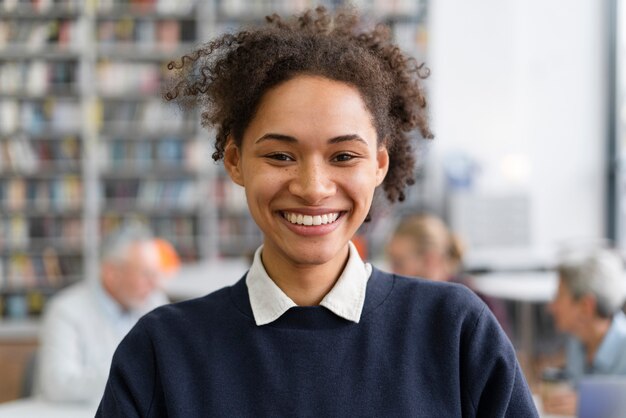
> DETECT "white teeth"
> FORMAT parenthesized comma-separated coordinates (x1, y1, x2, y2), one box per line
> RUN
(283, 212, 340, 226)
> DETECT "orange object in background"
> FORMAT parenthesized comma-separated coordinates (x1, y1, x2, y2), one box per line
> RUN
(154, 238, 181, 276)
(352, 234, 368, 260)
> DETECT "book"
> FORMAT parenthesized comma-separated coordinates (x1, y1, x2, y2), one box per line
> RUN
(7, 179, 27, 210)
(157, 19, 180, 51)
(0, 257, 4, 290)
(0, 100, 20, 134)
(42, 247, 63, 287)
(8, 253, 36, 289)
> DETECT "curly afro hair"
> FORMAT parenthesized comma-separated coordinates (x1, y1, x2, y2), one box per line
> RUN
(165, 6, 432, 203)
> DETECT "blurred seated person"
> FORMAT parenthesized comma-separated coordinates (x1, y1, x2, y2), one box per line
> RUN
(386, 213, 510, 334)
(543, 248, 626, 415)
(36, 224, 176, 403)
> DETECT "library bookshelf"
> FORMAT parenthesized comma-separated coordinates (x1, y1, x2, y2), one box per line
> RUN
(0, 0, 428, 326)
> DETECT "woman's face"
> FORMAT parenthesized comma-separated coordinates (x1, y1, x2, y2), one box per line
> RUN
(225, 75, 388, 270)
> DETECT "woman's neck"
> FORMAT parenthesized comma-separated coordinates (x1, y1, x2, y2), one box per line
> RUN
(261, 246, 350, 306)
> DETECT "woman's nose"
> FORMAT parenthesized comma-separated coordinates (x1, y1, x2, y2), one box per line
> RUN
(289, 161, 335, 204)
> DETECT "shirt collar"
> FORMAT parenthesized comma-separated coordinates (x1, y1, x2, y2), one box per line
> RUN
(246, 241, 372, 326)
(92, 279, 126, 319)
(91, 278, 147, 323)
(594, 311, 626, 372)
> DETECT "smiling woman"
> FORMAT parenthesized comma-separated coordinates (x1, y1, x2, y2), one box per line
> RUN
(96, 7, 539, 417)
(224, 76, 388, 305)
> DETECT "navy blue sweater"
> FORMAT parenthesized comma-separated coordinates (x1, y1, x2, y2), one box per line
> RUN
(97, 268, 538, 417)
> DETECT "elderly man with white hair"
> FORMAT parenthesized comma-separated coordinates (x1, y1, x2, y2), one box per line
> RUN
(36, 223, 172, 403)
(543, 248, 626, 415)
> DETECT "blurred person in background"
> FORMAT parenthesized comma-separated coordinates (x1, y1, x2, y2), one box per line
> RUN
(386, 212, 510, 334)
(36, 223, 176, 403)
(543, 248, 626, 415)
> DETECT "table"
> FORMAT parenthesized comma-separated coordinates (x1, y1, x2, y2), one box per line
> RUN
(469, 271, 558, 303)
(164, 257, 249, 301)
(0, 398, 97, 418)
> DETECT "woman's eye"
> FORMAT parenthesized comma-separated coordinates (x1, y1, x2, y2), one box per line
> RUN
(267, 153, 293, 161)
(333, 153, 356, 162)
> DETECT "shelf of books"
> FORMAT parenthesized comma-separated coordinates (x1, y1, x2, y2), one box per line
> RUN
(0, 0, 86, 322)
(93, 0, 204, 266)
(0, 0, 428, 325)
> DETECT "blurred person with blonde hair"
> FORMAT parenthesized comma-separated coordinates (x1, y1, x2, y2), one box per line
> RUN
(36, 223, 175, 403)
(387, 212, 510, 333)
(543, 248, 626, 415)
(386, 212, 463, 281)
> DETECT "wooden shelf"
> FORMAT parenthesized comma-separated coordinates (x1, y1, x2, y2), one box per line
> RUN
(0, 8, 81, 20)
(0, 47, 81, 60)
(0, 89, 79, 99)
(97, 44, 197, 61)
(95, 8, 197, 20)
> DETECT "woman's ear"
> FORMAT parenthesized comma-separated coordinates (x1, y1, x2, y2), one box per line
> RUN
(376, 146, 390, 186)
(224, 137, 244, 186)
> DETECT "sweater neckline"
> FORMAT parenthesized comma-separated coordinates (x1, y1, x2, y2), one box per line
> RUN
(229, 267, 394, 330)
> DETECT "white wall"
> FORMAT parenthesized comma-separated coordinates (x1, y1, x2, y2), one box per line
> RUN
(428, 0, 608, 265)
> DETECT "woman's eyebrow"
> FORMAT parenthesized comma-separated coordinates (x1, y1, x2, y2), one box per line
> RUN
(255, 133, 297, 144)
(254, 133, 367, 144)
(328, 134, 367, 145)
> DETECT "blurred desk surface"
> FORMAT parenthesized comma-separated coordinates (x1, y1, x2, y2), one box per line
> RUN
(164, 257, 249, 301)
(0, 319, 39, 341)
(470, 271, 558, 302)
(0, 398, 96, 418)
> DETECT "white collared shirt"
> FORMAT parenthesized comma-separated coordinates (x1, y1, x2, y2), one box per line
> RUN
(565, 311, 626, 383)
(246, 241, 372, 326)
(36, 280, 168, 403)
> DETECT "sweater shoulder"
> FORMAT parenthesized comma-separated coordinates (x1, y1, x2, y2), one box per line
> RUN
(378, 269, 484, 306)
(370, 268, 487, 322)
(139, 278, 244, 330)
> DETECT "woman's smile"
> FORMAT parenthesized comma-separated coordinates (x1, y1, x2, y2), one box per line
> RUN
(278, 210, 346, 237)
(281, 211, 341, 226)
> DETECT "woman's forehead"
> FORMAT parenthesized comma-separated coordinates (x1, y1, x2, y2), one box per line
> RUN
(258, 76, 370, 115)
(244, 75, 377, 144)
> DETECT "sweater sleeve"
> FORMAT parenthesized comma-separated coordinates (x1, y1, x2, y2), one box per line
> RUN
(461, 306, 539, 417)
(96, 320, 163, 418)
